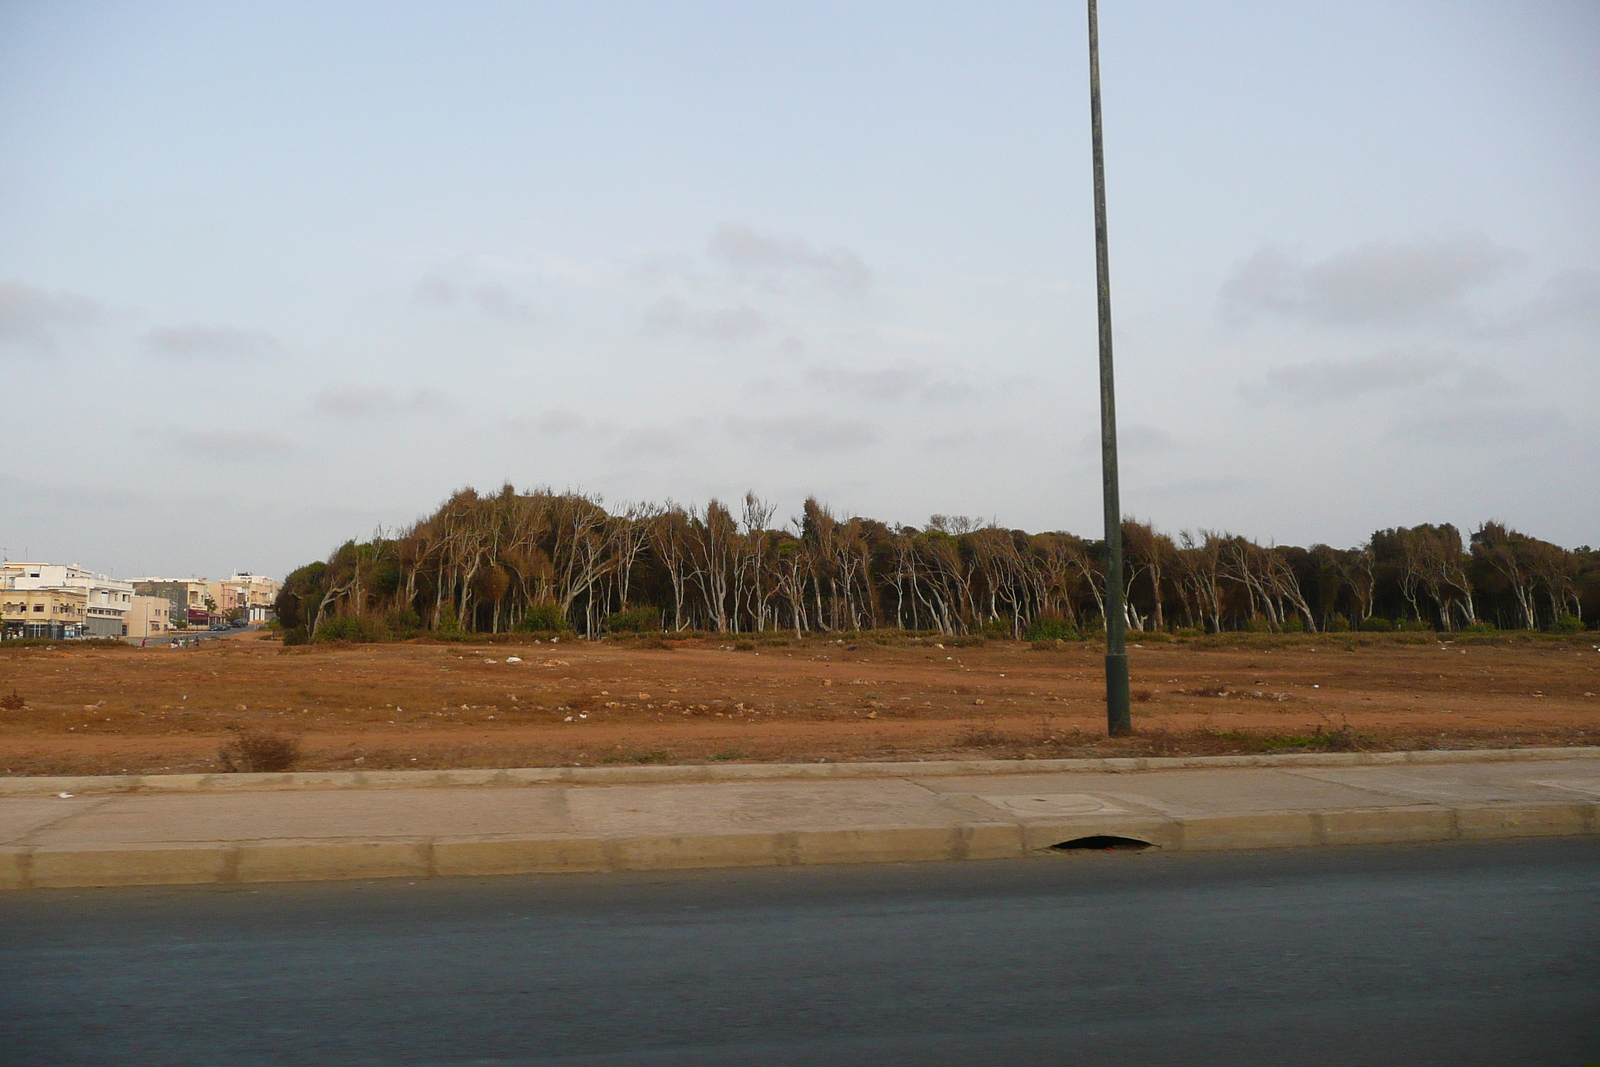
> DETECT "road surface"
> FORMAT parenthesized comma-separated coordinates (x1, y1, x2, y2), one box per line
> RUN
(2, 838, 1597, 1065)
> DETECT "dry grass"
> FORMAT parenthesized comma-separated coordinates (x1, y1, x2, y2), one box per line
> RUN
(0, 689, 24, 711)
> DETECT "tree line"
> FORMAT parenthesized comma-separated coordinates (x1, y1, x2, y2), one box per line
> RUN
(272, 486, 1598, 640)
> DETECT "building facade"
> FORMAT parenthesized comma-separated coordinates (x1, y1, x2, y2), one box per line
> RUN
(125, 595, 173, 639)
(208, 573, 282, 623)
(130, 579, 213, 629)
(3, 564, 132, 638)
(1, 587, 88, 640)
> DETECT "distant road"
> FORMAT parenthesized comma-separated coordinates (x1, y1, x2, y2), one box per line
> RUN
(3, 839, 1597, 1066)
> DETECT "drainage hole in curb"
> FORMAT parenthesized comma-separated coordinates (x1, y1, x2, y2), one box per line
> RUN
(1050, 836, 1153, 852)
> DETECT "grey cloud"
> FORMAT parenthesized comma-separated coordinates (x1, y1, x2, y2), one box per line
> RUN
(1500, 268, 1600, 333)
(1223, 234, 1514, 326)
(1385, 406, 1563, 447)
(727, 415, 879, 454)
(142, 324, 279, 360)
(709, 223, 871, 295)
(314, 385, 449, 419)
(0, 280, 100, 356)
(612, 425, 690, 458)
(415, 276, 535, 320)
(805, 364, 977, 405)
(645, 295, 768, 340)
(1141, 476, 1250, 500)
(185, 429, 296, 461)
(501, 409, 592, 436)
(1242, 351, 1513, 406)
(1078, 423, 1179, 456)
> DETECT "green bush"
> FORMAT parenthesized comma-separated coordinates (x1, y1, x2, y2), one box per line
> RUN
(1461, 620, 1497, 634)
(515, 603, 569, 633)
(312, 616, 384, 643)
(1400, 618, 1432, 632)
(1359, 617, 1395, 633)
(1024, 612, 1079, 642)
(436, 607, 462, 634)
(385, 608, 423, 634)
(1281, 616, 1306, 633)
(281, 626, 309, 646)
(1552, 615, 1586, 633)
(604, 606, 661, 633)
(1326, 614, 1351, 632)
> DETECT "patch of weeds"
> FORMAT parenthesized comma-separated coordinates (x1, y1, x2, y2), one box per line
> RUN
(1131, 687, 1155, 703)
(218, 728, 301, 773)
(734, 640, 756, 651)
(0, 689, 25, 711)
(634, 635, 673, 650)
(604, 748, 671, 764)
(708, 749, 746, 762)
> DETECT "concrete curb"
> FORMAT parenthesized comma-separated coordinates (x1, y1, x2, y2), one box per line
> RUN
(5, 746, 1598, 796)
(4, 798, 1595, 891)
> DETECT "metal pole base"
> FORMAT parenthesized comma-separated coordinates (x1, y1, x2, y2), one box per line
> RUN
(1105, 652, 1131, 735)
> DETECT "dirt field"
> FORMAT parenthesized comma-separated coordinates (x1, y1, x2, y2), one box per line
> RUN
(1, 629, 1597, 777)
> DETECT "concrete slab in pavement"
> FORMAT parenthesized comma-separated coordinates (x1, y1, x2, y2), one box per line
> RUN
(1, 748, 1596, 890)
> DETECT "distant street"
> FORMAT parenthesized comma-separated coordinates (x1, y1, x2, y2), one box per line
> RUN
(2, 839, 1597, 1066)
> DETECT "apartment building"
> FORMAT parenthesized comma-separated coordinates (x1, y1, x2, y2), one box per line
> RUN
(1, 587, 88, 640)
(130, 579, 214, 627)
(2, 563, 133, 638)
(125, 595, 173, 639)
(209, 573, 282, 622)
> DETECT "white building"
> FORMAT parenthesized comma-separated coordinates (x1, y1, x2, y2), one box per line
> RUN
(2, 563, 135, 638)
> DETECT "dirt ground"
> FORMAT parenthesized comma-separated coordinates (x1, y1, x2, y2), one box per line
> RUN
(1, 629, 1598, 777)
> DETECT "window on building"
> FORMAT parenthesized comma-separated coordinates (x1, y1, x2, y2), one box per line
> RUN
(33, 605, 43, 613)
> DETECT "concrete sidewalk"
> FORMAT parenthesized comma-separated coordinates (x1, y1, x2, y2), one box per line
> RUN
(3, 748, 1598, 890)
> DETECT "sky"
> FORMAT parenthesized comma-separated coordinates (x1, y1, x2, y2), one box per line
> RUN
(2, 0, 1597, 580)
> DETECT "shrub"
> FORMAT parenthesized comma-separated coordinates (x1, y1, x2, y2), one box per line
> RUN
(1326, 614, 1351, 633)
(385, 608, 423, 634)
(0, 689, 24, 710)
(1461, 620, 1497, 634)
(218, 729, 301, 773)
(1400, 618, 1432, 632)
(281, 626, 309, 646)
(604, 606, 661, 633)
(1281, 616, 1306, 633)
(1024, 613, 1079, 642)
(436, 607, 462, 634)
(515, 603, 569, 633)
(312, 616, 384, 643)
(1359, 617, 1395, 633)
(1552, 615, 1586, 633)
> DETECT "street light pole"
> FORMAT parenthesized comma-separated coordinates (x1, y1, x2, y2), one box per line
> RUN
(1088, 0, 1131, 735)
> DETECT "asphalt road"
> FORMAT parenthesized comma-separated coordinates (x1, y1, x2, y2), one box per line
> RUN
(2, 839, 1597, 1066)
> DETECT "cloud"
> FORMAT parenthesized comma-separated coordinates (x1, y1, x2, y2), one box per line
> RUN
(709, 223, 872, 295)
(1222, 234, 1514, 326)
(644, 295, 768, 340)
(727, 414, 879, 453)
(142, 324, 279, 360)
(1385, 406, 1564, 447)
(1140, 476, 1250, 500)
(1242, 351, 1510, 405)
(313, 385, 449, 419)
(804, 364, 977, 405)
(414, 276, 534, 320)
(0, 280, 100, 356)
(1497, 268, 1600, 334)
(185, 429, 295, 461)
(1078, 423, 1179, 456)
(501, 409, 596, 437)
